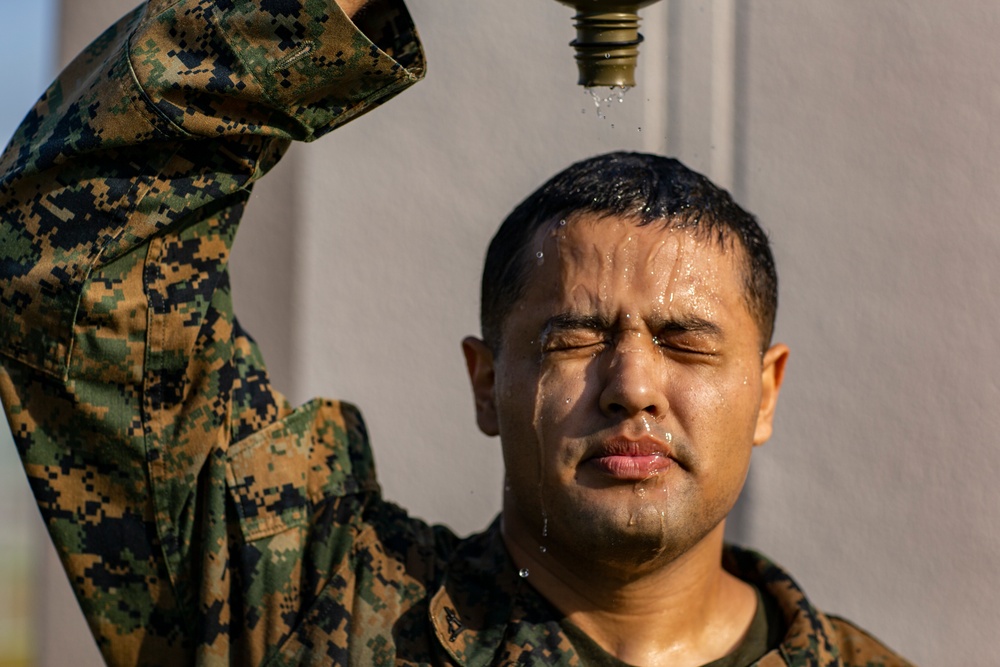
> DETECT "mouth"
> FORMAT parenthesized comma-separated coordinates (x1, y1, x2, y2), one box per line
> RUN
(584, 436, 675, 481)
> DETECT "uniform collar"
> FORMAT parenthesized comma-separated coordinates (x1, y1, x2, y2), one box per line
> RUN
(429, 518, 579, 666)
(724, 545, 845, 667)
(430, 519, 843, 667)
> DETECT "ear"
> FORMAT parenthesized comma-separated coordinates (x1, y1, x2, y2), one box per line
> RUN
(462, 336, 500, 437)
(753, 343, 789, 446)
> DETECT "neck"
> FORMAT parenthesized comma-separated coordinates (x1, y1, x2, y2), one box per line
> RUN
(502, 518, 757, 667)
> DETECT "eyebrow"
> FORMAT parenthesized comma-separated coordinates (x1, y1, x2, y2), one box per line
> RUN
(543, 312, 616, 333)
(653, 316, 723, 338)
(542, 312, 723, 338)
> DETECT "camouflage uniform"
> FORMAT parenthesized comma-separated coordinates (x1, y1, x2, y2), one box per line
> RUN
(0, 1, 912, 665)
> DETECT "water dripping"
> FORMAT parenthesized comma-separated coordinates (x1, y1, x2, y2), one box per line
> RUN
(585, 86, 631, 119)
(533, 361, 555, 582)
(633, 473, 659, 500)
(535, 250, 545, 265)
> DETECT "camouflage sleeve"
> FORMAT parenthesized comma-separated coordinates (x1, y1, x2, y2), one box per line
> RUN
(0, 1, 424, 665)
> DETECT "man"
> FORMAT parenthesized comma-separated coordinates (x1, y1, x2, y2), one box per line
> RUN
(0, 0, 911, 665)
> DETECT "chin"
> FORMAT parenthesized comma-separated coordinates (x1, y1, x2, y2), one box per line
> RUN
(552, 501, 699, 578)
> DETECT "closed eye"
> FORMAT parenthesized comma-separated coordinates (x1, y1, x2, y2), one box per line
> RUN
(540, 313, 614, 354)
(542, 330, 609, 353)
(652, 321, 723, 357)
(653, 335, 715, 355)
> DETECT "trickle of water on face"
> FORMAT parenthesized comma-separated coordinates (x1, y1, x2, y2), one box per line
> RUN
(625, 471, 672, 561)
(532, 343, 559, 560)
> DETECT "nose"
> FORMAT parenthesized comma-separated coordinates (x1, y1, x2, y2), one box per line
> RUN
(598, 332, 668, 419)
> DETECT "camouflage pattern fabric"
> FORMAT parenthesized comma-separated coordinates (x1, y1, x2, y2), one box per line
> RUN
(0, 1, 912, 665)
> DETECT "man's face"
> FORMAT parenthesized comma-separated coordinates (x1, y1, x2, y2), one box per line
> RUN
(463, 214, 787, 574)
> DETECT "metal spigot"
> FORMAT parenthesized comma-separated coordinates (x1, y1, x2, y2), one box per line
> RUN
(554, 0, 664, 88)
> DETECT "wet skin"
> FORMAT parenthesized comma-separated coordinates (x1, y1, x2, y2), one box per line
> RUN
(463, 213, 788, 664)
(464, 213, 788, 579)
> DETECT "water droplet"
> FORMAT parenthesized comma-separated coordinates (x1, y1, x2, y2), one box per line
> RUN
(627, 514, 637, 527)
(535, 250, 544, 264)
(519, 568, 530, 578)
(558, 219, 567, 226)
(539, 545, 547, 553)
(638, 127, 642, 132)
(543, 517, 549, 538)
(585, 86, 631, 119)
(610, 123, 615, 129)
(604, 53, 611, 59)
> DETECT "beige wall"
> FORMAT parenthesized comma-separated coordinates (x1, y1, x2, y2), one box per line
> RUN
(36, 1, 999, 665)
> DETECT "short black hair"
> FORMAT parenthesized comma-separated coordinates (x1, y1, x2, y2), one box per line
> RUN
(480, 152, 777, 352)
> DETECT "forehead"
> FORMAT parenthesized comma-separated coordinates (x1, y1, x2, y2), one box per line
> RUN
(522, 214, 748, 318)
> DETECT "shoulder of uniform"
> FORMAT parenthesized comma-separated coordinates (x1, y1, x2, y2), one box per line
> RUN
(826, 615, 917, 667)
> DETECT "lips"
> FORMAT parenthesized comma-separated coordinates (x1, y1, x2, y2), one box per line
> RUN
(585, 436, 675, 480)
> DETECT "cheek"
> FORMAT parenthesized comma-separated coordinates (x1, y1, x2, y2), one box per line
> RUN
(537, 361, 590, 409)
(673, 366, 761, 445)
(532, 359, 600, 463)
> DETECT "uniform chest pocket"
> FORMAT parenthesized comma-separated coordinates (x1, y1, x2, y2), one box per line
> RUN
(225, 397, 377, 541)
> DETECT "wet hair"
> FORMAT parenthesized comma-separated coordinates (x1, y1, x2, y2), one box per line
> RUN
(480, 152, 777, 353)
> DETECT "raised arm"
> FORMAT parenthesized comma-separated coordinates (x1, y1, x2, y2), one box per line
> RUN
(0, 1, 423, 664)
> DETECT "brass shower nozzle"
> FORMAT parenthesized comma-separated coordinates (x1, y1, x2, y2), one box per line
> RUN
(554, 1, 664, 88)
